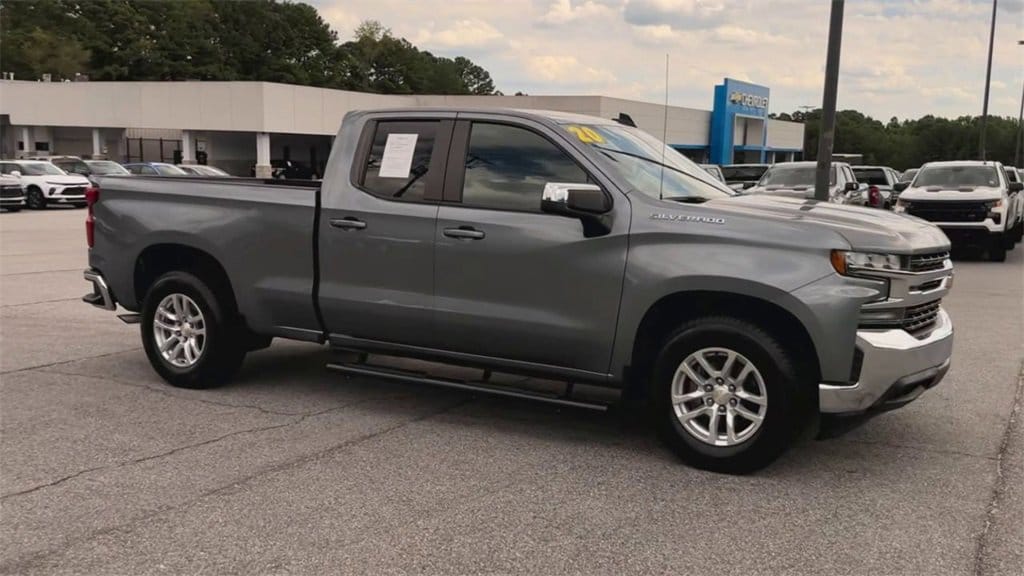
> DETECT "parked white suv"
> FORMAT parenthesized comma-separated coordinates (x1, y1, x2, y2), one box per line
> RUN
(0, 173, 26, 212)
(0, 160, 91, 209)
(895, 160, 1022, 261)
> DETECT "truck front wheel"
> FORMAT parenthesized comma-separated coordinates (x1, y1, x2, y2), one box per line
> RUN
(652, 316, 812, 474)
(141, 271, 246, 389)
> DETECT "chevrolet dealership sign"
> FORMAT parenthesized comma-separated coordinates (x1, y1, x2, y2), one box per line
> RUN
(729, 91, 769, 109)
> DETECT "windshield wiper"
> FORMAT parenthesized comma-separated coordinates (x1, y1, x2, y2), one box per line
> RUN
(664, 196, 712, 204)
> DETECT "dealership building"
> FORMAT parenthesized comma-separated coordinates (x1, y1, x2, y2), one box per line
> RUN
(0, 77, 803, 176)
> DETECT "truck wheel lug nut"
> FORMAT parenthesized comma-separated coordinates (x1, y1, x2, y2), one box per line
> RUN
(729, 398, 738, 406)
(704, 385, 712, 392)
(718, 405, 726, 413)
(728, 385, 736, 392)
(706, 398, 714, 406)
(715, 378, 724, 384)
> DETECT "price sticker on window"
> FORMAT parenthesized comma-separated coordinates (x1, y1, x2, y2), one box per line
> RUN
(566, 125, 605, 144)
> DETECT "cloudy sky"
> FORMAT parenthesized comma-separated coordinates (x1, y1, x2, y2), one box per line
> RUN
(312, 0, 1023, 120)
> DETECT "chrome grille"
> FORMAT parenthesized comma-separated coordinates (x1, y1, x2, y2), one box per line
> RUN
(906, 201, 988, 223)
(908, 251, 949, 272)
(902, 300, 941, 334)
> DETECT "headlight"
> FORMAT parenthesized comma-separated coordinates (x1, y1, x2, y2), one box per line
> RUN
(831, 250, 904, 275)
(985, 199, 1003, 211)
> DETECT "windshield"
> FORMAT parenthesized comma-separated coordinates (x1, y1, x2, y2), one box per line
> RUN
(901, 169, 918, 182)
(759, 165, 834, 187)
(18, 162, 66, 176)
(86, 161, 130, 175)
(194, 165, 230, 176)
(154, 164, 187, 176)
(54, 160, 91, 175)
(914, 165, 1000, 187)
(853, 168, 888, 186)
(720, 165, 768, 182)
(563, 123, 734, 201)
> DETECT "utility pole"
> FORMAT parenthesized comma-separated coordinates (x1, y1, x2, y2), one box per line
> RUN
(979, 0, 997, 160)
(814, 0, 844, 201)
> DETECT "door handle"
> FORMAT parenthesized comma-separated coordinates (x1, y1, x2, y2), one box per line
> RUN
(443, 226, 485, 240)
(330, 218, 366, 231)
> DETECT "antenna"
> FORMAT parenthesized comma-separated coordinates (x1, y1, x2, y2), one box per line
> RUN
(659, 54, 669, 200)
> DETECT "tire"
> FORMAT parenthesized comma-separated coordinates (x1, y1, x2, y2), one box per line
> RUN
(25, 187, 46, 210)
(141, 271, 246, 389)
(652, 316, 813, 474)
(989, 236, 1007, 262)
(3, 207, 20, 213)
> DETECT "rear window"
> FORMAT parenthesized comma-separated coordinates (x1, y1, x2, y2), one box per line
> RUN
(360, 121, 439, 202)
(721, 166, 768, 182)
(915, 166, 1000, 187)
(759, 165, 834, 187)
(853, 168, 888, 186)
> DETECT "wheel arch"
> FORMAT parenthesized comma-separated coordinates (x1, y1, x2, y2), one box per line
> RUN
(134, 243, 239, 318)
(625, 290, 822, 399)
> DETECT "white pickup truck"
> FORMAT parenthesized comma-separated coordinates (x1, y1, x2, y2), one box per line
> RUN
(895, 160, 1023, 261)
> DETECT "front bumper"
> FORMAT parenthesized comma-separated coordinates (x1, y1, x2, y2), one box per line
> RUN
(83, 269, 117, 310)
(820, 308, 953, 414)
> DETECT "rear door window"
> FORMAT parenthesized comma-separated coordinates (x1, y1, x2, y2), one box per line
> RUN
(360, 121, 442, 202)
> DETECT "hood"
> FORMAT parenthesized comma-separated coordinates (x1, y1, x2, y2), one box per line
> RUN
(744, 185, 824, 199)
(707, 194, 950, 254)
(43, 175, 91, 186)
(899, 186, 1004, 202)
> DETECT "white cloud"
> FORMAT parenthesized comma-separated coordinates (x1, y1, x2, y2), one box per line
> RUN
(414, 18, 504, 49)
(526, 55, 617, 85)
(539, 0, 617, 25)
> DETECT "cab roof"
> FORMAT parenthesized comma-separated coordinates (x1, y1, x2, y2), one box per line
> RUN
(353, 107, 618, 126)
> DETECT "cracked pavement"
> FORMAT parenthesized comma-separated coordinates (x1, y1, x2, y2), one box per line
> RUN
(1, 208, 1021, 575)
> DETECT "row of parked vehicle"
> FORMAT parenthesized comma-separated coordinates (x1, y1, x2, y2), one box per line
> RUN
(698, 160, 1024, 261)
(0, 156, 233, 211)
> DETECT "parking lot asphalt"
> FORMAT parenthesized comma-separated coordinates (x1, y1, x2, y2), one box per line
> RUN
(1, 207, 1021, 575)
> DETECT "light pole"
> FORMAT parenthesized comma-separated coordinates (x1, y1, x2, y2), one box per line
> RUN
(814, 0, 845, 201)
(1016, 40, 1023, 167)
(979, 0, 997, 160)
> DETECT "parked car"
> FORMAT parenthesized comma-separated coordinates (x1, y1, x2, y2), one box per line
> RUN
(745, 161, 862, 203)
(0, 173, 26, 212)
(1003, 166, 1024, 241)
(720, 163, 769, 191)
(895, 160, 1023, 261)
(271, 160, 317, 180)
(699, 164, 726, 183)
(51, 157, 131, 185)
(852, 165, 901, 209)
(176, 164, 232, 177)
(0, 159, 90, 209)
(900, 168, 919, 183)
(123, 162, 188, 176)
(84, 107, 954, 474)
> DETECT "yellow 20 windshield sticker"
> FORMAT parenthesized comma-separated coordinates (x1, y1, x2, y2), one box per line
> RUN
(566, 125, 605, 144)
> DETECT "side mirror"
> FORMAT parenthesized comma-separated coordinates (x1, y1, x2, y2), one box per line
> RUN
(1008, 182, 1023, 193)
(894, 181, 910, 192)
(541, 183, 612, 237)
(844, 181, 859, 192)
(9, 170, 21, 178)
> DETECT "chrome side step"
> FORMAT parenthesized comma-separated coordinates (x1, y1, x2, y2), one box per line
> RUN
(118, 313, 141, 324)
(326, 362, 609, 412)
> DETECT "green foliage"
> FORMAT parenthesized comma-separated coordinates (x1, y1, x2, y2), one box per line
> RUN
(0, 2, 498, 95)
(791, 108, 1021, 169)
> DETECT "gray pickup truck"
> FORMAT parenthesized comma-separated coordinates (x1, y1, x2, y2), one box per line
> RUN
(83, 108, 955, 473)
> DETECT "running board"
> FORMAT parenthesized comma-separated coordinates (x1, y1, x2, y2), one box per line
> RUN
(118, 313, 141, 324)
(326, 362, 609, 412)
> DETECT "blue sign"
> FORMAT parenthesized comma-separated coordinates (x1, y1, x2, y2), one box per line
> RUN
(710, 78, 770, 164)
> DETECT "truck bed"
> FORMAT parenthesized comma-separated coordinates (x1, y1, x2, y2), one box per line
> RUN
(90, 175, 324, 340)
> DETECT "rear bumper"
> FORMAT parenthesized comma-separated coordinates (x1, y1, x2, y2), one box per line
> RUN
(83, 269, 117, 310)
(0, 196, 25, 207)
(820, 308, 953, 414)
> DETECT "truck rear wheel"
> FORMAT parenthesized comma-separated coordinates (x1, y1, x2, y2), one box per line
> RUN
(141, 271, 246, 389)
(989, 236, 1007, 262)
(652, 316, 812, 474)
(26, 187, 46, 210)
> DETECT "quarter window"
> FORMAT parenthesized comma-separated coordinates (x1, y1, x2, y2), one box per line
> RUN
(461, 123, 589, 212)
(361, 121, 439, 202)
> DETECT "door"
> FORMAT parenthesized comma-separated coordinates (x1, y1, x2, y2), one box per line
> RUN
(318, 116, 453, 346)
(433, 118, 629, 375)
